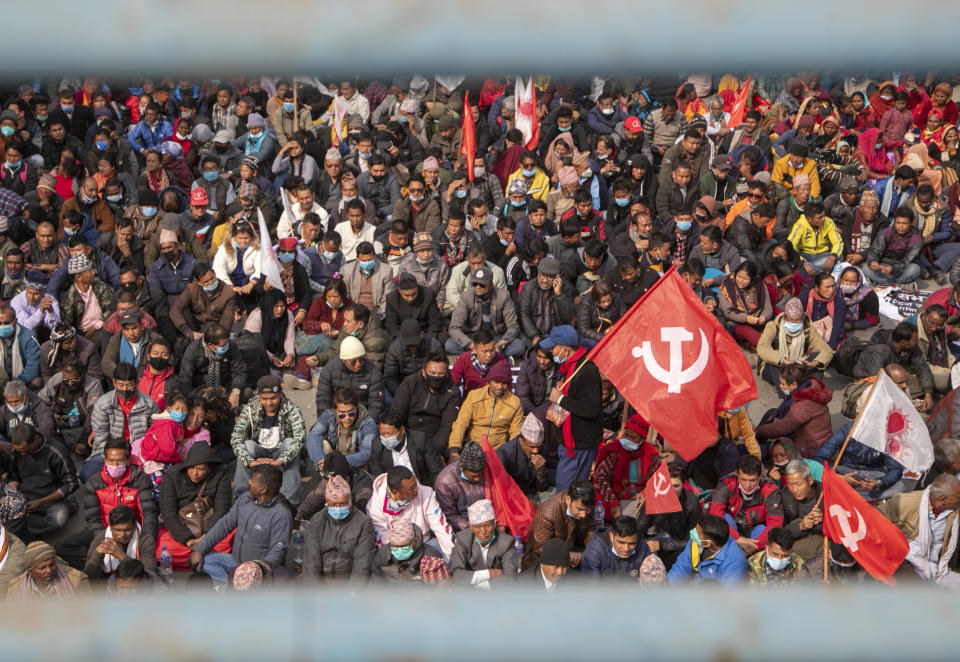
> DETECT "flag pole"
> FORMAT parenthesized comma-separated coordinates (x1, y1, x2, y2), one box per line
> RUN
(293, 79, 299, 132)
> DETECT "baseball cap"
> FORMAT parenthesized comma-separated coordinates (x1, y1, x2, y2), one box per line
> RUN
(624, 116, 643, 134)
(257, 374, 282, 393)
(190, 187, 210, 206)
(711, 155, 732, 171)
(118, 310, 142, 326)
(538, 325, 579, 349)
(472, 267, 492, 286)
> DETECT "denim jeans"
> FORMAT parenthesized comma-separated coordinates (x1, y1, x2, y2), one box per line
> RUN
(861, 263, 922, 286)
(234, 438, 301, 505)
(200, 551, 239, 587)
(23, 502, 70, 538)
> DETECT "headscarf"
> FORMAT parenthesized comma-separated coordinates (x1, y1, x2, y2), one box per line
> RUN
(856, 128, 894, 176)
(259, 288, 289, 357)
(544, 133, 576, 175)
(47, 323, 77, 369)
(904, 144, 943, 195)
(839, 266, 872, 323)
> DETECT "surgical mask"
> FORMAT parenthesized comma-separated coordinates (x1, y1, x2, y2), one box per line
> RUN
(106, 194, 122, 203)
(601, 108, 615, 117)
(358, 259, 375, 271)
(880, 94, 893, 101)
(322, 250, 339, 261)
(499, 237, 509, 247)
(169, 410, 187, 423)
(598, 153, 608, 161)
(60, 105, 74, 113)
(141, 206, 157, 218)
(95, 140, 109, 151)
(105, 464, 127, 479)
(283, 102, 295, 113)
(477, 531, 496, 546)
(565, 507, 577, 518)
(510, 199, 525, 208)
(248, 131, 262, 141)
(0, 324, 13, 338)
(63, 227, 75, 237)
(409, 194, 424, 203)
(278, 252, 296, 264)
(676, 221, 692, 232)
(474, 168, 485, 177)
(739, 484, 760, 497)
(416, 257, 432, 267)
(214, 343, 229, 355)
(398, 116, 408, 124)
(558, 125, 571, 133)
(341, 195, 356, 203)
(203, 170, 219, 182)
(521, 168, 535, 178)
(116, 389, 135, 401)
(328, 505, 350, 520)
(783, 321, 803, 334)
(614, 198, 629, 207)
(325, 300, 342, 310)
(79, 193, 96, 205)
(202, 281, 219, 293)
(553, 354, 562, 364)
(766, 555, 790, 572)
(35, 114, 47, 123)
(7, 402, 26, 415)
(390, 545, 415, 561)
(358, 151, 372, 160)
(840, 284, 858, 295)
(454, 189, 467, 199)
(149, 356, 169, 371)
(380, 435, 401, 450)
(619, 438, 640, 451)
(0, 126, 13, 138)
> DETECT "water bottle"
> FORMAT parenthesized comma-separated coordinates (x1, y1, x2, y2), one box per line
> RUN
(514, 536, 524, 573)
(595, 499, 605, 529)
(158, 546, 173, 584)
(290, 529, 304, 574)
(68, 403, 81, 428)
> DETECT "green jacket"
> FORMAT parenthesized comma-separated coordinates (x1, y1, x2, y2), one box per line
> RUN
(747, 551, 809, 585)
(230, 396, 306, 466)
(59, 278, 115, 330)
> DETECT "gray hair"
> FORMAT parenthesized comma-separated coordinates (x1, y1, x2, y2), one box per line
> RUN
(3, 380, 28, 400)
(784, 459, 810, 480)
(930, 473, 960, 500)
(934, 438, 960, 468)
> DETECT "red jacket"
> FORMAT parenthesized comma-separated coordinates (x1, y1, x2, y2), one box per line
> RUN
(82, 464, 158, 535)
(139, 418, 185, 465)
(592, 440, 659, 516)
(708, 475, 783, 549)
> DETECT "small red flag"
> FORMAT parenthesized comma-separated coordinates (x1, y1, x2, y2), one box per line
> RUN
(587, 269, 757, 461)
(459, 91, 476, 182)
(481, 437, 536, 541)
(727, 75, 753, 127)
(643, 462, 681, 514)
(821, 466, 908, 586)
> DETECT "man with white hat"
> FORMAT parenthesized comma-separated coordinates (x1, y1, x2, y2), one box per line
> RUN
(449, 498, 520, 588)
(315, 335, 385, 421)
(497, 413, 551, 498)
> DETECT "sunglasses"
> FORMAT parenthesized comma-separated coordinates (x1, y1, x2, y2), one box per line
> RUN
(471, 282, 487, 288)
(337, 411, 358, 419)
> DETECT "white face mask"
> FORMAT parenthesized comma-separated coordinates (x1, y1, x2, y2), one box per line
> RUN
(766, 555, 790, 572)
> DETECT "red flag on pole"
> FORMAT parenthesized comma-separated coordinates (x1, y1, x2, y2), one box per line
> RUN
(727, 75, 754, 127)
(515, 76, 540, 151)
(460, 91, 476, 182)
(821, 466, 908, 586)
(643, 462, 681, 514)
(586, 268, 757, 461)
(481, 437, 536, 541)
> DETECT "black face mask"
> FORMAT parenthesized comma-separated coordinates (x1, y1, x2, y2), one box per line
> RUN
(149, 356, 169, 371)
(370, 173, 385, 183)
(116, 388, 135, 401)
(214, 145, 229, 153)
(425, 375, 447, 390)
(121, 282, 138, 293)
(63, 379, 82, 390)
(161, 251, 176, 261)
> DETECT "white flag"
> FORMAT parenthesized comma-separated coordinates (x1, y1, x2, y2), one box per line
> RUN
(332, 95, 349, 141)
(849, 371, 934, 473)
(257, 208, 284, 290)
(514, 76, 535, 148)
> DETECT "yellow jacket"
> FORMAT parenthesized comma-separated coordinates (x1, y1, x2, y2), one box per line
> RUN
(787, 214, 843, 257)
(448, 386, 523, 451)
(506, 168, 551, 203)
(771, 154, 821, 198)
(718, 408, 761, 459)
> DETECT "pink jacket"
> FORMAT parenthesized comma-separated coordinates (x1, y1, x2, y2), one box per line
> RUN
(367, 473, 454, 557)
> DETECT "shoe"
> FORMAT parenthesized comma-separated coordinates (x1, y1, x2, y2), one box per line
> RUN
(935, 270, 949, 285)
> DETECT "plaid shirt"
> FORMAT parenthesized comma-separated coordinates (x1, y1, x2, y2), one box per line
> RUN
(878, 108, 913, 146)
(0, 187, 27, 217)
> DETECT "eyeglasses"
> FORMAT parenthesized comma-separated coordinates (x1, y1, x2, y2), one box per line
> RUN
(337, 411, 358, 419)
(747, 193, 763, 200)
(408, 187, 425, 194)
(471, 282, 486, 288)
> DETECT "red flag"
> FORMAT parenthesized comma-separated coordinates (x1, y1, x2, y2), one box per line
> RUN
(821, 466, 908, 586)
(459, 91, 476, 182)
(481, 437, 536, 541)
(643, 461, 681, 514)
(727, 75, 753, 127)
(587, 269, 757, 461)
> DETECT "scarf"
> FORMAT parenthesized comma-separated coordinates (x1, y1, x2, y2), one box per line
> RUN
(913, 487, 959, 582)
(806, 289, 835, 320)
(848, 207, 877, 255)
(720, 277, 764, 316)
(203, 344, 223, 387)
(841, 272, 872, 323)
(16, 563, 75, 596)
(442, 234, 468, 266)
(470, 352, 491, 377)
(0, 327, 24, 381)
(146, 168, 171, 194)
(912, 198, 943, 238)
(555, 347, 588, 459)
(857, 129, 893, 175)
(101, 524, 140, 573)
(776, 320, 807, 363)
(773, 379, 811, 420)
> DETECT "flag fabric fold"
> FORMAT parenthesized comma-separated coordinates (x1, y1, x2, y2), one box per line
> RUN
(257, 208, 283, 290)
(514, 77, 540, 151)
(460, 91, 476, 182)
(643, 461, 682, 514)
(481, 438, 536, 541)
(727, 74, 754, 127)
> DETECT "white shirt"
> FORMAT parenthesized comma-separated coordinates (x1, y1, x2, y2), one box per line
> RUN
(391, 445, 413, 473)
(540, 567, 556, 590)
(470, 542, 492, 590)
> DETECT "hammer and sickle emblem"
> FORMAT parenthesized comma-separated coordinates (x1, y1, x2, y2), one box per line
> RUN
(632, 327, 710, 393)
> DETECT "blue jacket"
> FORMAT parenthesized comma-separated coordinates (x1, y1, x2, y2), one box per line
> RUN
(194, 492, 292, 567)
(306, 407, 378, 469)
(581, 529, 652, 577)
(812, 422, 904, 489)
(7, 325, 41, 385)
(127, 119, 173, 152)
(667, 535, 747, 586)
(47, 246, 120, 299)
(586, 106, 627, 135)
(149, 251, 197, 298)
(232, 131, 276, 165)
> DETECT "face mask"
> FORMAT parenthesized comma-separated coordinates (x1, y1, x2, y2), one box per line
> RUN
(454, 189, 467, 199)
(521, 168, 535, 178)
(619, 438, 639, 451)
(341, 195, 356, 203)
(283, 102, 295, 113)
(425, 375, 446, 390)
(214, 145, 229, 153)
(676, 221, 692, 232)
(880, 94, 893, 101)
(95, 140, 109, 151)
(773, 460, 788, 469)
(202, 281, 219, 293)
(278, 252, 296, 264)
(328, 505, 350, 520)
(141, 206, 157, 218)
(358, 259, 375, 271)
(0, 127, 15, 140)
(63, 227, 75, 237)
(579, 175, 590, 184)
(0, 324, 14, 338)
(169, 410, 187, 423)
(840, 284, 858, 295)
(553, 354, 563, 364)
(380, 435, 401, 450)
(370, 173, 385, 183)
(601, 108, 615, 117)
(398, 116, 408, 124)
(7, 402, 25, 415)
(558, 125, 571, 133)
(322, 250, 339, 261)
(79, 193, 97, 205)
(105, 464, 127, 479)
(116, 388, 135, 401)
(203, 170, 219, 182)
(36, 114, 47, 123)
(149, 356, 169, 371)
(214, 343, 229, 355)
(60, 105, 74, 113)
(614, 198, 629, 207)
(727, 406, 743, 414)
(783, 321, 803, 334)
(248, 131, 262, 141)
(766, 555, 790, 572)
(510, 199, 525, 208)
(499, 237, 509, 247)
(598, 153, 608, 161)
(739, 484, 760, 497)
(390, 545, 415, 561)
(358, 151, 372, 160)
(408, 194, 424, 204)
(106, 194, 122, 203)
(474, 168, 485, 177)
(161, 251, 177, 263)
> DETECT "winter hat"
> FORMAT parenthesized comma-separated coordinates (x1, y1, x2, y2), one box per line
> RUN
(486, 360, 512, 384)
(339, 336, 366, 360)
(459, 441, 487, 473)
(783, 298, 803, 319)
(507, 178, 528, 195)
(246, 113, 266, 129)
(23, 541, 57, 571)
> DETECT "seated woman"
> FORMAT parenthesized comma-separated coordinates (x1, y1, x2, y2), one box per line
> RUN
(719, 262, 772, 348)
(131, 393, 190, 497)
(592, 414, 661, 521)
(212, 220, 261, 311)
(756, 297, 834, 389)
(296, 275, 351, 379)
(576, 281, 623, 347)
(836, 266, 879, 331)
(244, 288, 297, 386)
(194, 386, 236, 464)
(797, 272, 846, 349)
(763, 260, 803, 316)
(766, 437, 822, 487)
(755, 365, 833, 459)
(156, 443, 233, 571)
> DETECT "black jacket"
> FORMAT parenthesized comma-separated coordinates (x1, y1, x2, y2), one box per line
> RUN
(157, 459, 233, 545)
(725, 215, 767, 264)
(179, 339, 248, 393)
(576, 295, 624, 341)
(496, 436, 549, 496)
(514, 345, 557, 414)
(7, 440, 78, 501)
(382, 334, 443, 395)
(383, 286, 443, 337)
(315, 358, 385, 421)
(853, 335, 934, 395)
(388, 372, 461, 456)
(516, 279, 577, 340)
(556, 354, 603, 451)
(368, 430, 443, 487)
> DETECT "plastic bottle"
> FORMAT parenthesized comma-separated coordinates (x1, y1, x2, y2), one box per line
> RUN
(514, 536, 524, 573)
(595, 499, 605, 529)
(158, 546, 173, 583)
(291, 529, 304, 574)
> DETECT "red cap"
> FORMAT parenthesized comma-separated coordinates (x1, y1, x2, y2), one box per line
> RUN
(190, 187, 210, 206)
(277, 237, 298, 251)
(624, 116, 643, 134)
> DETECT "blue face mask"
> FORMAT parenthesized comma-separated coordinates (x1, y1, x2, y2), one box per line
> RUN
(398, 116, 408, 124)
(598, 153, 608, 161)
(521, 168, 536, 178)
(390, 545, 415, 561)
(202, 170, 219, 182)
(60, 105, 74, 113)
(8, 402, 26, 414)
(141, 206, 157, 218)
(323, 250, 339, 261)
(278, 252, 296, 264)
(476, 530, 496, 546)
(95, 140, 109, 152)
(499, 238, 509, 247)
(232, 240, 243, 251)
(676, 221, 693, 232)
(558, 125, 571, 133)
(766, 555, 790, 572)
(6, 160, 21, 170)
(510, 199, 525, 208)
(614, 198, 629, 207)
(0, 324, 14, 338)
(328, 505, 351, 520)
(454, 189, 467, 199)
(283, 102, 295, 113)
(202, 281, 219, 293)
(380, 435, 401, 450)
(169, 410, 187, 423)
(358, 259, 375, 271)
(358, 151, 372, 160)
(35, 114, 47, 123)
(106, 194, 122, 203)
(552, 354, 562, 364)
(784, 321, 803, 334)
(214, 343, 229, 355)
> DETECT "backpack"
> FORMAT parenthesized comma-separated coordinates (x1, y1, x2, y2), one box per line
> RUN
(833, 335, 873, 377)
(840, 377, 876, 419)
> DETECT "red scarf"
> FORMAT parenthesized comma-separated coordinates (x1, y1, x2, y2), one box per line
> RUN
(556, 347, 587, 458)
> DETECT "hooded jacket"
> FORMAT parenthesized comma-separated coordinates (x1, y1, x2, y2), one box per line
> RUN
(158, 443, 232, 545)
(755, 378, 834, 457)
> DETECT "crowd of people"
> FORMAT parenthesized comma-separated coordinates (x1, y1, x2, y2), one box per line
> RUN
(3, 71, 960, 596)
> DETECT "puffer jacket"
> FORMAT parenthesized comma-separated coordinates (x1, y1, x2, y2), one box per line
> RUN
(755, 378, 834, 458)
(90, 391, 158, 457)
(302, 507, 376, 585)
(581, 528, 653, 577)
(158, 460, 233, 545)
(382, 334, 443, 395)
(432, 462, 485, 532)
(575, 295, 624, 342)
(81, 463, 158, 536)
(314, 358, 385, 421)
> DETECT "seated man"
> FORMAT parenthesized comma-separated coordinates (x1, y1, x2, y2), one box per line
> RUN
(853, 322, 934, 411)
(148, 227, 198, 307)
(371, 520, 449, 584)
(708, 455, 784, 556)
(180, 323, 248, 408)
(442, 247, 505, 315)
(913, 304, 953, 393)
(787, 201, 843, 276)
(517, 256, 575, 346)
(367, 465, 454, 558)
(230, 375, 305, 506)
(434, 441, 486, 532)
(37, 356, 103, 454)
(306, 386, 378, 470)
(0, 303, 42, 389)
(447, 361, 522, 460)
(497, 413, 550, 498)
(522, 479, 596, 570)
(116, 267, 175, 342)
(667, 513, 748, 586)
(746, 526, 810, 585)
(726, 199, 775, 266)
(296, 451, 375, 524)
(0, 521, 26, 591)
(39, 322, 102, 382)
(302, 475, 375, 586)
(314, 303, 391, 370)
(780, 460, 824, 561)
(314, 336, 385, 421)
(581, 515, 665, 581)
(10, 274, 59, 339)
(446, 266, 524, 359)
(520, 537, 570, 590)
(369, 409, 442, 487)
(102, 310, 162, 380)
(389, 353, 461, 458)
(862, 206, 923, 286)
(169, 262, 236, 341)
(515, 345, 559, 414)
(449, 499, 519, 588)
(342, 241, 395, 320)
(879, 473, 960, 586)
(8, 540, 89, 596)
(636, 463, 701, 570)
(6, 423, 77, 539)
(382, 318, 443, 396)
(58, 252, 115, 351)
(190, 464, 293, 588)
(449, 329, 512, 394)
(383, 273, 443, 339)
(593, 414, 660, 520)
(83, 504, 157, 582)
(0, 378, 58, 446)
(101, 291, 158, 338)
